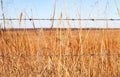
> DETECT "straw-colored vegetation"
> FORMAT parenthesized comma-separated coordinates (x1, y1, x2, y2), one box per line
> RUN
(0, 0, 120, 77)
(0, 29, 120, 77)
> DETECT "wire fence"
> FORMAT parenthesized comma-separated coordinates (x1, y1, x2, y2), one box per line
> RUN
(0, 53, 120, 57)
(1, 18, 120, 28)
(0, 18, 120, 21)
(0, 18, 119, 57)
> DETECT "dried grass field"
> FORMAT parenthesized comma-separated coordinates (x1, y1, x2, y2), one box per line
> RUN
(0, 28, 120, 77)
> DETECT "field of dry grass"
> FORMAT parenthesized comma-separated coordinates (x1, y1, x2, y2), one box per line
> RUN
(0, 28, 120, 77)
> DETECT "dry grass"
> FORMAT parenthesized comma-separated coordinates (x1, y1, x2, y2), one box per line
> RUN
(0, 28, 119, 77)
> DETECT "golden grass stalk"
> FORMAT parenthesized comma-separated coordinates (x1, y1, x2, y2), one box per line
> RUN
(51, 0, 57, 28)
(114, 0, 120, 17)
(0, 0, 6, 29)
(19, 12, 23, 26)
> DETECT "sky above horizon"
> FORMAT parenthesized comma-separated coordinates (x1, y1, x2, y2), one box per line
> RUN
(0, 0, 120, 28)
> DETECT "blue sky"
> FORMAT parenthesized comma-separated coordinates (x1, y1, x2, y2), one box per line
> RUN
(0, 0, 120, 28)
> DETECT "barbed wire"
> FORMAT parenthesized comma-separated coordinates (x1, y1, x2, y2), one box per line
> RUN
(0, 18, 120, 21)
(0, 53, 119, 57)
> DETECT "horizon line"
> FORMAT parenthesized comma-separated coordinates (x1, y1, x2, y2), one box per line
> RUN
(0, 28, 120, 31)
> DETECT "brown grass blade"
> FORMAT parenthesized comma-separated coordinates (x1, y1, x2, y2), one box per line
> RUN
(19, 12, 23, 26)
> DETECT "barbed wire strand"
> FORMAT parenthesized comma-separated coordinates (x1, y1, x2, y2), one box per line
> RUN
(0, 18, 120, 21)
(0, 53, 119, 57)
